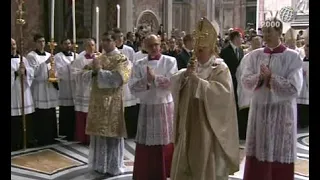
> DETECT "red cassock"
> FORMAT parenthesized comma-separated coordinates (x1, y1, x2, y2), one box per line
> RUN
(75, 111, 90, 144)
(133, 143, 174, 180)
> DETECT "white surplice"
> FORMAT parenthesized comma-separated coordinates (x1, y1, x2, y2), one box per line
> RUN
(134, 50, 148, 63)
(27, 51, 59, 109)
(236, 53, 253, 109)
(11, 56, 35, 116)
(241, 47, 303, 163)
(119, 45, 139, 107)
(54, 52, 77, 106)
(129, 55, 178, 145)
(70, 52, 94, 112)
(297, 60, 309, 105)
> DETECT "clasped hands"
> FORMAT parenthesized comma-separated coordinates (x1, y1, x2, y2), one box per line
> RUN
(147, 66, 155, 83)
(260, 64, 271, 80)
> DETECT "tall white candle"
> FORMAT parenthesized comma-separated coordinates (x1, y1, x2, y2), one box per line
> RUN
(96, 6, 99, 51)
(51, 0, 55, 40)
(116, 4, 120, 28)
(72, 0, 76, 44)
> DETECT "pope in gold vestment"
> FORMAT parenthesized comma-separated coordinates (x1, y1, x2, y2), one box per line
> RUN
(83, 47, 131, 175)
(170, 17, 240, 180)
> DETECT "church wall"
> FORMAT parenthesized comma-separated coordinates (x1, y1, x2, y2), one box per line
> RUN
(133, 0, 163, 31)
(172, 3, 191, 33)
(11, 0, 44, 55)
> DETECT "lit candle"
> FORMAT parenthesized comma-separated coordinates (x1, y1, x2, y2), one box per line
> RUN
(96, 6, 99, 51)
(72, 0, 76, 44)
(51, 0, 55, 40)
(116, 4, 120, 28)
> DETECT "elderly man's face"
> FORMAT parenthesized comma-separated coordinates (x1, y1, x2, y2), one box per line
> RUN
(195, 46, 212, 62)
(145, 36, 161, 56)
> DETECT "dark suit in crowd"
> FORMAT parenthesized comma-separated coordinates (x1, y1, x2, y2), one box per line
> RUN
(220, 43, 247, 139)
(176, 48, 192, 70)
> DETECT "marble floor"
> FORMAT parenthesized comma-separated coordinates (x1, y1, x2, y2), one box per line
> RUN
(11, 128, 309, 180)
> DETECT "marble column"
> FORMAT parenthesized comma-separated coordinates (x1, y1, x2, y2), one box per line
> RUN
(189, 0, 196, 33)
(219, 4, 224, 35)
(206, 0, 215, 22)
(164, 0, 173, 37)
(119, 0, 133, 32)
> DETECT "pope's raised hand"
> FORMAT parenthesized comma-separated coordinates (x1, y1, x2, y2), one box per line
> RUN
(184, 62, 197, 77)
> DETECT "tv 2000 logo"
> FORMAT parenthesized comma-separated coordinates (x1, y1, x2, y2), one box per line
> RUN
(261, 21, 282, 28)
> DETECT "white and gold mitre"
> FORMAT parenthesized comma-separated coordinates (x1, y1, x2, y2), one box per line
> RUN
(284, 28, 297, 41)
(193, 17, 219, 48)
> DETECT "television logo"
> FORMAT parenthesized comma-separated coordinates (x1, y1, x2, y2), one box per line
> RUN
(279, 6, 296, 23)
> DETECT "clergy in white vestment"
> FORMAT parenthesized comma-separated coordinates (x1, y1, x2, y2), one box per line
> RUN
(236, 36, 263, 141)
(241, 18, 303, 180)
(26, 34, 58, 146)
(11, 38, 36, 151)
(170, 17, 239, 180)
(297, 34, 309, 128)
(129, 34, 178, 180)
(71, 38, 97, 145)
(113, 28, 140, 139)
(85, 31, 131, 176)
(284, 28, 304, 60)
(54, 38, 77, 141)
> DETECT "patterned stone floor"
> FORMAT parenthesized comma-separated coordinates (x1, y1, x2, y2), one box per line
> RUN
(11, 126, 309, 180)
(11, 132, 309, 179)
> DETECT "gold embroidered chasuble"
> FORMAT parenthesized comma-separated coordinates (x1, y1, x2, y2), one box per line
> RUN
(170, 59, 240, 180)
(85, 53, 131, 138)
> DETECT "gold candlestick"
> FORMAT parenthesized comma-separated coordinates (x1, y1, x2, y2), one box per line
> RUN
(48, 39, 58, 82)
(73, 43, 78, 60)
(16, 0, 27, 150)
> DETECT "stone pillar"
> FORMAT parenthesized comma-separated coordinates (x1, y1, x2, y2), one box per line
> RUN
(164, 0, 173, 37)
(189, 0, 196, 33)
(206, 0, 215, 22)
(119, 0, 133, 32)
(219, 5, 224, 35)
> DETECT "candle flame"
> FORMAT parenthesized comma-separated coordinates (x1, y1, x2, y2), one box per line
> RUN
(96, 6, 99, 12)
(116, 4, 120, 9)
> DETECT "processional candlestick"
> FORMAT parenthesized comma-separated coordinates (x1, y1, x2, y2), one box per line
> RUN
(15, 0, 27, 150)
(48, 0, 58, 83)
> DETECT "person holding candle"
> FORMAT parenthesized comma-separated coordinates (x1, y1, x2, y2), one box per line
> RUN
(11, 38, 37, 151)
(26, 34, 58, 146)
(129, 34, 178, 180)
(54, 38, 77, 141)
(85, 31, 131, 176)
(71, 38, 97, 145)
